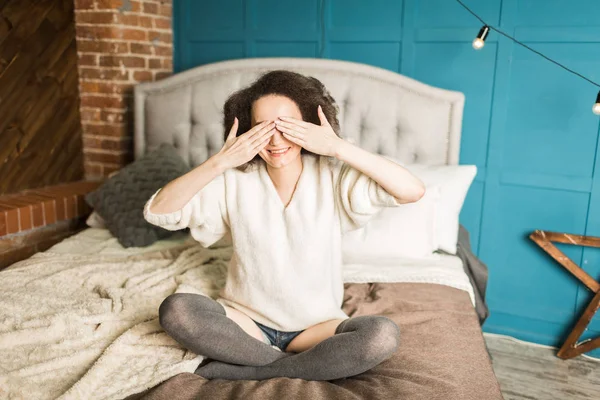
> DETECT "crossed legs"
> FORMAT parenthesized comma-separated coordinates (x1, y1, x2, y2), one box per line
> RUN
(158, 293, 401, 381)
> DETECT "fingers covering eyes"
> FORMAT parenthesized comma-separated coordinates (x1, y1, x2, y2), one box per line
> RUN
(278, 117, 310, 128)
(275, 120, 307, 132)
(247, 120, 272, 137)
(248, 121, 275, 141)
(282, 135, 304, 147)
(277, 125, 305, 140)
(281, 132, 305, 146)
(250, 127, 276, 146)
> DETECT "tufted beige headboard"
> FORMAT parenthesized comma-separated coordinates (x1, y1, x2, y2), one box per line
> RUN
(134, 58, 465, 167)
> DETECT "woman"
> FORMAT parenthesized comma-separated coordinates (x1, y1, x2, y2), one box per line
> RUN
(143, 70, 425, 381)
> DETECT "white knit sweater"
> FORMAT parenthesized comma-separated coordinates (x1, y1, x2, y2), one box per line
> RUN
(143, 153, 401, 331)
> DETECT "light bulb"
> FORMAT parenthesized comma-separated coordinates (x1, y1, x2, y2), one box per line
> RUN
(472, 25, 490, 50)
(594, 91, 600, 115)
(472, 38, 485, 49)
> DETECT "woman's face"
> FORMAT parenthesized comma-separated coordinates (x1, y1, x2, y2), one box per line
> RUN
(251, 94, 303, 169)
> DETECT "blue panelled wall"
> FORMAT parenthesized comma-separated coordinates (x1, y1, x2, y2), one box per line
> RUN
(174, 0, 600, 357)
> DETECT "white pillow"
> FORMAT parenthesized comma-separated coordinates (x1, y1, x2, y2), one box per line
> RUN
(407, 164, 477, 254)
(342, 185, 440, 262)
(86, 211, 107, 229)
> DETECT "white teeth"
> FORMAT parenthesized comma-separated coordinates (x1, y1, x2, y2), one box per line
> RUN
(270, 148, 288, 154)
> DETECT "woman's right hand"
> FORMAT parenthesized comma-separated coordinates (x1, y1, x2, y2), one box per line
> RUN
(215, 118, 276, 170)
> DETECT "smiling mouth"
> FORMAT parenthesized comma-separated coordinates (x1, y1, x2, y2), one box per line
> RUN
(268, 147, 290, 155)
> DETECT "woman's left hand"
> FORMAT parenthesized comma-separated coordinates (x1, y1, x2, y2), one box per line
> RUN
(275, 105, 343, 157)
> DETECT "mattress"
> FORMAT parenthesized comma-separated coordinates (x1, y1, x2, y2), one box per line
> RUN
(1, 228, 500, 399)
(133, 281, 503, 400)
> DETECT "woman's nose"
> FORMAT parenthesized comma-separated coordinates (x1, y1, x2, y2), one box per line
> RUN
(270, 129, 284, 144)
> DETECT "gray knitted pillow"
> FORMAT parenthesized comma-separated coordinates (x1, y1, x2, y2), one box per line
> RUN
(85, 143, 191, 248)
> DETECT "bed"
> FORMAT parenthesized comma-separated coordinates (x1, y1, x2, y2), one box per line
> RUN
(0, 58, 503, 400)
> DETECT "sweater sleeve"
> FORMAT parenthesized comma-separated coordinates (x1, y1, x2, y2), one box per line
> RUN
(334, 161, 402, 233)
(143, 174, 229, 247)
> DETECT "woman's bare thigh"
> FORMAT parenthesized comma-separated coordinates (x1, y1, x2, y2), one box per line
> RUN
(222, 304, 267, 343)
(285, 318, 346, 353)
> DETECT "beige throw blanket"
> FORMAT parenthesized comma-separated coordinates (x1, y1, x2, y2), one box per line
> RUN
(0, 230, 229, 400)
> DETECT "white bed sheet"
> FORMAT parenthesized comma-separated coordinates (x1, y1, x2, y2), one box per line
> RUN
(343, 254, 476, 307)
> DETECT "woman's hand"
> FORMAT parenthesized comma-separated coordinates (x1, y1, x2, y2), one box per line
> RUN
(274, 105, 342, 157)
(215, 118, 276, 170)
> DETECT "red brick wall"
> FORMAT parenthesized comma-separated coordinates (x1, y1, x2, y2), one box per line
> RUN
(74, 0, 173, 180)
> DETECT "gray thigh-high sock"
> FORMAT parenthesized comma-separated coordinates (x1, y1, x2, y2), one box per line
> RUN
(158, 293, 290, 366)
(194, 315, 401, 381)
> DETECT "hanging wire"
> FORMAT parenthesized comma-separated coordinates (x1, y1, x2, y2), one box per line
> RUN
(455, 0, 600, 88)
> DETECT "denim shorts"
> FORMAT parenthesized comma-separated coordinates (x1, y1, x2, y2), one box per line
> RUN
(253, 320, 304, 352)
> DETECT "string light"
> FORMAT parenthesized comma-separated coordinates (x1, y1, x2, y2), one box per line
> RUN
(593, 91, 600, 116)
(456, 0, 600, 115)
(472, 25, 489, 50)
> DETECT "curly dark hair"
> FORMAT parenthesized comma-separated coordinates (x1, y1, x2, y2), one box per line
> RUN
(222, 70, 340, 170)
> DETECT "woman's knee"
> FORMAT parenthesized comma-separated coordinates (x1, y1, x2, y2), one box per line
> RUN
(158, 293, 189, 332)
(358, 316, 401, 364)
(158, 293, 222, 332)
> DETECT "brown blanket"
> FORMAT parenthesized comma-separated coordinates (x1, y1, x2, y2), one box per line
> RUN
(133, 282, 503, 400)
